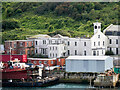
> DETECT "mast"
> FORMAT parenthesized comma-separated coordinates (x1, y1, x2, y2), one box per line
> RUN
(10, 47, 12, 61)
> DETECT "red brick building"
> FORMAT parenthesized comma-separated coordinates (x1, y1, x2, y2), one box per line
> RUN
(27, 58, 56, 66)
(56, 58, 66, 66)
(5, 40, 34, 56)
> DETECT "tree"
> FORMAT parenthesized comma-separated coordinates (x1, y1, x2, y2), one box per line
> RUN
(48, 25, 54, 32)
(2, 19, 20, 31)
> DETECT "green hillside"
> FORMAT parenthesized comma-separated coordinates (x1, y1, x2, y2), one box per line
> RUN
(1, 2, 119, 43)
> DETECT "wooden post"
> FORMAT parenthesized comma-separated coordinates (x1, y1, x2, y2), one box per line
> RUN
(90, 77, 91, 87)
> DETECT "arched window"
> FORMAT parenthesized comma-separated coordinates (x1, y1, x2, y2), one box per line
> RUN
(95, 26, 97, 29)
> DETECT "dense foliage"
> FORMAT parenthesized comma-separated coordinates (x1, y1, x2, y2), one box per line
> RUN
(1, 2, 119, 43)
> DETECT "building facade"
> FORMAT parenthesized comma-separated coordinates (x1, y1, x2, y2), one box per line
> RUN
(65, 56, 113, 73)
(5, 40, 34, 56)
(29, 22, 110, 58)
(27, 58, 56, 66)
(4, 22, 120, 58)
(103, 24, 120, 55)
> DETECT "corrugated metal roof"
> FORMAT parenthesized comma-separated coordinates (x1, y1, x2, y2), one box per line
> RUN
(66, 56, 112, 60)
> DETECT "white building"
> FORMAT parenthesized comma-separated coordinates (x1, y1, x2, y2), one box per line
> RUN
(103, 24, 120, 55)
(66, 56, 113, 73)
(27, 22, 119, 58)
(48, 44, 67, 58)
(28, 34, 51, 56)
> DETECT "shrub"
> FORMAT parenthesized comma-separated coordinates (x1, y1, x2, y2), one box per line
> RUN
(105, 50, 114, 55)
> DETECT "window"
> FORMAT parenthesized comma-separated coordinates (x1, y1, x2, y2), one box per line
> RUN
(58, 59, 60, 62)
(68, 41, 70, 46)
(20, 51, 23, 54)
(36, 41, 37, 45)
(56, 47, 57, 50)
(32, 41, 34, 46)
(49, 40, 51, 44)
(105, 31, 112, 35)
(7, 51, 10, 54)
(34, 61, 36, 64)
(50, 47, 51, 50)
(20, 42, 23, 46)
(27, 50, 30, 54)
(110, 47, 112, 51)
(75, 42, 77, 46)
(102, 50, 103, 54)
(53, 47, 54, 50)
(98, 41, 100, 46)
(10, 42, 12, 47)
(14, 43, 16, 48)
(93, 51, 96, 56)
(51, 61, 53, 64)
(98, 35, 100, 38)
(35, 49, 38, 53)
(103, 41, 104, 46)
(50, 53, 51, 57)
(64, 46, 66, 50)
(97, 51, 99, 56)
(53, 53, 54, 57)
(75, 50, 77, 55)
(109, 39, 112, 44)
(27, 42, 29, 47)
(95, 26, 97, 29)
(43, 49, 45, 54)
(44, 61, 47, 64)
(32, 50, 34, 54)
(23, 51, 25, 54)
(116, 39, 118, 44)
(68, 50, 70, 55)
(94, 42, 95, 46)
(28, 60, 31, 63)
(56, 54, 57, 57)
(98, 26, 100, 29)
(84, 50, 86, 56)
(116, 48, 118, 55)
(45, 40, 46, 44)
(43, 40, 46, 44)
(84, 42, 86, 46)
(63, 53, 65, 56)
(39, 61, 42, 64)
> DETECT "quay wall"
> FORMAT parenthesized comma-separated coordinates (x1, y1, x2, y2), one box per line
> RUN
(47, 71, 97, 84)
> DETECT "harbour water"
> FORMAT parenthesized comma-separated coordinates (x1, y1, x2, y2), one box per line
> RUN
(1, 83, 94, 90)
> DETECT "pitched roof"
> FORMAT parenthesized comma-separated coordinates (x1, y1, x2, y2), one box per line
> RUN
(27, 34, 51, 39)
(103, 24, 120, 34)
(53, 34, 69, 38)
